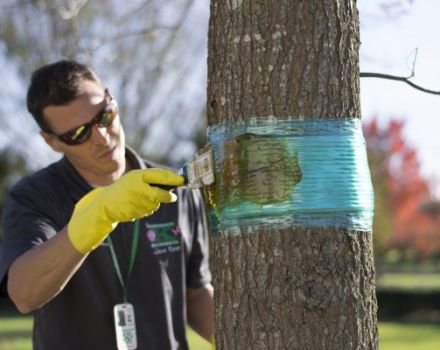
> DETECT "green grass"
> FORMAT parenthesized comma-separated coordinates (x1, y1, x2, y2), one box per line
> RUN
(2, 315, 440, 349)
(0, 315, 32, 350)
(379, 322, 440, 350)
(377, 273, 440, 291)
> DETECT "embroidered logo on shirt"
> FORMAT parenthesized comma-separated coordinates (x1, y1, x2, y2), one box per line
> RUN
(145, 222, 182, 255)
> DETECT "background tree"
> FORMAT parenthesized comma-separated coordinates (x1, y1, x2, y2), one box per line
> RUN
(364, 118, 396, 266)
(208, 1, 377, 349)
(0, 0, 208, 167)
(364, 118, 440, 263)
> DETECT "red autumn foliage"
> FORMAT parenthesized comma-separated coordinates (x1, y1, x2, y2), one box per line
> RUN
(364, 117, 440, 259)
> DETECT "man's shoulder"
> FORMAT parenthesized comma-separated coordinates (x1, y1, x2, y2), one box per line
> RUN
(12, 159, 64, 194)
(1, 160, 70, 229)
(6, 158, 78, 208)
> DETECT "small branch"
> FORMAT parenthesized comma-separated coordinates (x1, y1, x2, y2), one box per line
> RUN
(406, 47, 418, 79)
(86, 26, 176, 52)
(360, 72, 440, 95)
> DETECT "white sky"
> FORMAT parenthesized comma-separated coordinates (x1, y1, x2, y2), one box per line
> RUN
(358, 0, 440, 194)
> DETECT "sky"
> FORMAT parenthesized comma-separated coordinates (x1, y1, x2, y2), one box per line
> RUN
(358, 0, 440, 194)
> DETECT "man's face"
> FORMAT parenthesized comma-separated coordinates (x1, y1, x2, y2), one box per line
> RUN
(41, 79, 126, 186)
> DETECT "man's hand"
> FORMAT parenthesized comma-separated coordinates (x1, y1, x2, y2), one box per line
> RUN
(68, 169, 184, 253)
(187, 283, 214, 342)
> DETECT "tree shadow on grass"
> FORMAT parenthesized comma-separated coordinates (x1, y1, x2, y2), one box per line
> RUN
(0, 330, 32, 338)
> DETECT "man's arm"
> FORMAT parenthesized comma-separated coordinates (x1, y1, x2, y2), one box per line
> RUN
(186, 283, 214, 341)
(7, 169, 184, 314)
(7, 227, 86, 314)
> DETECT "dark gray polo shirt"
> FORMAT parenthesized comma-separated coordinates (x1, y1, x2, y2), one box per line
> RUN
(0, 147, 211, 350)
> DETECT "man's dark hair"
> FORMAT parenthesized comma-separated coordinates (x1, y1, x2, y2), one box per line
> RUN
(27, 60, 101, 130)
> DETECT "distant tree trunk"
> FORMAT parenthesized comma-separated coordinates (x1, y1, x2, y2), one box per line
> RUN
(207, 1, 378, 349)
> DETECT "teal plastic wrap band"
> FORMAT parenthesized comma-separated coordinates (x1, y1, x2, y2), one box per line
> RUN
(206, 118, 374, 235)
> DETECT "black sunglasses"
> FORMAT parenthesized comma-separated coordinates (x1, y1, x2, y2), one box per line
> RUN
(44, 90, 119, 146)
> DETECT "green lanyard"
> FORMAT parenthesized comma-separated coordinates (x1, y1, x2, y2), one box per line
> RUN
(106, 220, 140, 302)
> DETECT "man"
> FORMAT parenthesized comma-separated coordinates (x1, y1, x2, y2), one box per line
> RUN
(0, 60, 213, 349)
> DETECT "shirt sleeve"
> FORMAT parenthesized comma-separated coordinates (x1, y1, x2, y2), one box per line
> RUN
(0, 186, 57, 298)
(184, 188, 212, 289)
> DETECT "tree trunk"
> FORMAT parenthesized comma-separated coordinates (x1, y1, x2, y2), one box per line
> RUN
(207, 1, 378, 349)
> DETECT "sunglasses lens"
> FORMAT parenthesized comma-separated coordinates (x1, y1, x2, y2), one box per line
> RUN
(97, 101, 118, 127)
(60, 124, 91, 145)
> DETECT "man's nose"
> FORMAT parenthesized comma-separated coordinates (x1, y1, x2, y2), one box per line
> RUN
(90, 124, 111, 145)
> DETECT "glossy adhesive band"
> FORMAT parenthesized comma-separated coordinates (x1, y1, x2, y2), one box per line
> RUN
(206, 118, 374, 235)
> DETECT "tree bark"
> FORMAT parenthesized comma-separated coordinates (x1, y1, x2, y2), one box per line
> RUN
(207, 1, 378, 349)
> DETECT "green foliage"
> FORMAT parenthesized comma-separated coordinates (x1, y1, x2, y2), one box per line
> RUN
(0, 148, 28, 242)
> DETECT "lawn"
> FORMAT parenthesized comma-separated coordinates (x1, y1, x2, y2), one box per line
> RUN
(377, 273, 440, 291)
(1, 315, 440, 349)
(0, 315, 33, 350)
(380, 322, 440, 350)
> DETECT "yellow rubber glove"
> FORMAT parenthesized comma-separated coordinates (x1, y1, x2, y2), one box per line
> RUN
(68, 169, 184, 253)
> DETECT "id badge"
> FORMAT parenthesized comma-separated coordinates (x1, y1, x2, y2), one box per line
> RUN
(113, 303, 138, 350)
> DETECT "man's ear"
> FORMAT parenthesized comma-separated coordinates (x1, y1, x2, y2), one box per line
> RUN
(40, 131, 63, 153)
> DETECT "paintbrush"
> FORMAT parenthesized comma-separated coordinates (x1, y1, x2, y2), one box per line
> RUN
(180, 145, 215, 189)
(154, 145, 215, 190)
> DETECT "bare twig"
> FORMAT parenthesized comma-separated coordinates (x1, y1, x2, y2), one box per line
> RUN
(115, 0, 153, 26)
(131, 0, 196, 149)
(55, 0, 88, 20)
(83, 26, 176, 52)
(361, 47, 439, 96)
(407, 47, 418, 79)
(360, 72, 440, 96)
